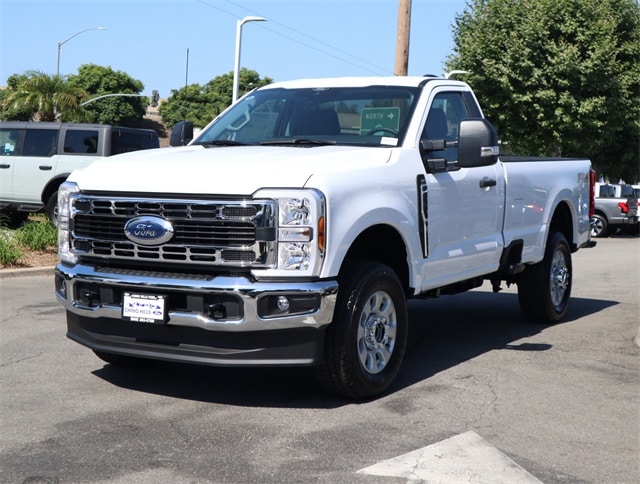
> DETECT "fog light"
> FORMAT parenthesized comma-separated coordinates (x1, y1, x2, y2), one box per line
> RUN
(76, 283, 101, 307)
(277, 296, 290, 311)
(257, 294, 322, 319)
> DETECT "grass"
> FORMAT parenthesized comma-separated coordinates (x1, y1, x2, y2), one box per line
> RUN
(15, 218, 58, 250)
(0, 214, 57, 265)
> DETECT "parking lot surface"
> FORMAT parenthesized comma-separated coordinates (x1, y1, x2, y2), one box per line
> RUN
(1, 235, 638, 483)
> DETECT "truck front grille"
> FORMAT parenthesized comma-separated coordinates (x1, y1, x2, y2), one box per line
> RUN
(70, 196, 276, 267)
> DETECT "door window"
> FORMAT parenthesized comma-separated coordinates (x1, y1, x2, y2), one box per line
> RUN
(23, 129, 58, 157)
(421, 92, 472, 162)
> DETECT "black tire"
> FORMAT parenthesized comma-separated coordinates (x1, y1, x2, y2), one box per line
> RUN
(44, 191, 58, 227)
(93, 350, 145, 367)
(590, 214, 608, 238)
(517, 232, 572, 323)
(317, 261, 408, 399)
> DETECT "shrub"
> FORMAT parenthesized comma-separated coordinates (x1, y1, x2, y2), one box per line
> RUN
(15, 219, 58, 251)
(0, 231, 23, 265)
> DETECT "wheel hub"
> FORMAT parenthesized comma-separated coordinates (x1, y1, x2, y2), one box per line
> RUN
(357, 291, 397, 375)
(364, 316, 388, 350)
(550, 250, 569, 306)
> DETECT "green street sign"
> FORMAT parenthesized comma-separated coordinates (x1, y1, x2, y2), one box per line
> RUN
(360, 107, 400, 135)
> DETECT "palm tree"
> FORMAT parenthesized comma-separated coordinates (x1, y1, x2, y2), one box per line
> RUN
(2, 70, 89, 121)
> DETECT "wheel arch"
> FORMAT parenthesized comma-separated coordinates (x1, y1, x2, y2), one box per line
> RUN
(41, 174, 69, 205)
(549, 200, 574, 247)
(339, 224, 411, 297)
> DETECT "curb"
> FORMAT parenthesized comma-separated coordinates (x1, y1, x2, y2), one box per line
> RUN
(0, 266, 55, 279)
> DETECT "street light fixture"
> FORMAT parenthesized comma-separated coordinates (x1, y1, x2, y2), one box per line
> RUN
(445, 70, 470, 79)
(232, 16, 266, 104)
(56, 26, 107, 77)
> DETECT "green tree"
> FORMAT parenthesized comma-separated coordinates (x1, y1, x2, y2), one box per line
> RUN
(446, 0, 640, 182)
(67, 64, 148, 126)
(0, 70, 89, 122)
(159, 69, 273, 129)
(158, 84, 216, 129)
(0, 74, 32, 120)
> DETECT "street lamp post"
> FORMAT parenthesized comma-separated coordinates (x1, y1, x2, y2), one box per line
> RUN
(232, 16, 266, 104)
(56, 26, 107, 77)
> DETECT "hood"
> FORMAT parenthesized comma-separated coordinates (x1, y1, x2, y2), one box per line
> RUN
(68, 144, 393, 195)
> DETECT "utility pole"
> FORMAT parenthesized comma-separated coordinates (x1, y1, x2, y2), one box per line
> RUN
(394, 0, 411, 76)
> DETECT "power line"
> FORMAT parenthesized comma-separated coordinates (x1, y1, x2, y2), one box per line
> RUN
(193, 0, 393, 76)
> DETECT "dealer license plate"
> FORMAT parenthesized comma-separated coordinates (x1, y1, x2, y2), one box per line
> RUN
(122, 293, 167, 323)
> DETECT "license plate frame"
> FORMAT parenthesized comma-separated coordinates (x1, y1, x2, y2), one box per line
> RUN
(122, 292, 167, 324)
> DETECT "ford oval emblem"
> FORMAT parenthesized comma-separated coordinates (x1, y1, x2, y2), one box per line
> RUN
(124, 216, 174, 246)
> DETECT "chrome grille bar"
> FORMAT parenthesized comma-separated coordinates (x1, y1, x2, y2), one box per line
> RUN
(70, 195, 276, 267)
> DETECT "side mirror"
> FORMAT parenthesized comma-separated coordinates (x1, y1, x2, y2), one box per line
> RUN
(458, 119, 499, 168)
(170, 121, 194, 146)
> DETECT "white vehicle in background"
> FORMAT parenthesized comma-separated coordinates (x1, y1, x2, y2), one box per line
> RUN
(55, 76, 595, 399)
(0, 122, 159, 226)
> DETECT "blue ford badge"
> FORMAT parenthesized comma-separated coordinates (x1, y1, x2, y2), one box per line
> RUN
(124, 216, 174, 246)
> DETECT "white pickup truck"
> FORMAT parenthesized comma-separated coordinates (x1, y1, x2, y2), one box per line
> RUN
(55, 76, 596, 399)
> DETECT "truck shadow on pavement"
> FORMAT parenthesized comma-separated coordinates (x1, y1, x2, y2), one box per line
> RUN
(92, 290, 617, 408)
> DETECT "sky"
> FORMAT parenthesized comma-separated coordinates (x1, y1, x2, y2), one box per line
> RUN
(1, 0, 468, 98)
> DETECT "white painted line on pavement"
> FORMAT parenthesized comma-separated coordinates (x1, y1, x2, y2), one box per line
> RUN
(357, 430, 543, 483)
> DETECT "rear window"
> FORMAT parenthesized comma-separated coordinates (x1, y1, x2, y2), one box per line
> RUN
(620, 185, 634, 198)
(64, 129, 99, 154)
(598, 185, 616, 198)
(111, 130, 158, 155)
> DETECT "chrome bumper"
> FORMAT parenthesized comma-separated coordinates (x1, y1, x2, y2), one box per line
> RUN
(55, 263, 338, 332)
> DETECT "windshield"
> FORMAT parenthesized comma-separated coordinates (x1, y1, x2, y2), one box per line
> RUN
(194, 86, 421, 147)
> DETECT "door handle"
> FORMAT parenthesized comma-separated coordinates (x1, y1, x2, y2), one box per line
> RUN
(39, 165, 53, 171)
(0, 164, 10, 169)
(479, 177, 497, 188)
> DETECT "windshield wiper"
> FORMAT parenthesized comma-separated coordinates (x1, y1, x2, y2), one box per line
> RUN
(261, 138, 336, 147)
(195, 140, 248, 147)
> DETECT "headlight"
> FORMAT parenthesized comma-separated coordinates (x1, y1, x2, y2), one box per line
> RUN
(58, 181, 79, 264)
(254, 189, 326, 275)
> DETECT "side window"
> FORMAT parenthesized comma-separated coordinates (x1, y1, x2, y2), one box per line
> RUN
(0, 128, 23, 156)
(111, 131, 158, 155)
(421, 92, 471, 162)
(23, 129, 58, 157)
(64, 130, 99, 154)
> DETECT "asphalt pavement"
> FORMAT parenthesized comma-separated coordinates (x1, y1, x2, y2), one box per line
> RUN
(0, 234, 638, 483)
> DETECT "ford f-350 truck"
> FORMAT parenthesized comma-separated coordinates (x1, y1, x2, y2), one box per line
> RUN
(55, 76, 596, 399)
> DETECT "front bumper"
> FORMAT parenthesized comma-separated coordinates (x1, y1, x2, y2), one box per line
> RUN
(55, 263, 338, 366)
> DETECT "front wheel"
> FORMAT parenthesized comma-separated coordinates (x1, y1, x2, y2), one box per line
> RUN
(517, 232, 572, 323)
(317, 262, 408, 399)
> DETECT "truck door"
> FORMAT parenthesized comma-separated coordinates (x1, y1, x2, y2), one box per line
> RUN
(418, 90, 505, 289)
(0, 126, 23, 201)
(11, 127, 59, 203)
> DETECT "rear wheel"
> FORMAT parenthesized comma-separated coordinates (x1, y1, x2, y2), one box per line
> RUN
(44, 191, 58, 226)
(317, 262, 408, 399)
(517, 232, 572, 323)
(590, 214, 608, 238)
